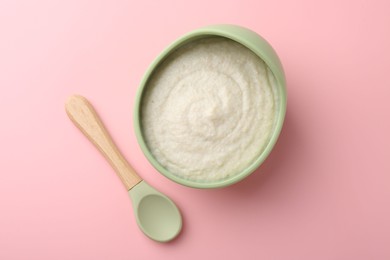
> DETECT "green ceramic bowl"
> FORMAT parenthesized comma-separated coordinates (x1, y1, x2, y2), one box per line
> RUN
(134, 24, 286, 189)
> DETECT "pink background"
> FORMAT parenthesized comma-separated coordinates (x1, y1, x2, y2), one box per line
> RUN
(1, 0, 389, 259)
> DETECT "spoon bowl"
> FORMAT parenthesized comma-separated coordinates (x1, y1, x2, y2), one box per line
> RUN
(130, 181, 182, 242)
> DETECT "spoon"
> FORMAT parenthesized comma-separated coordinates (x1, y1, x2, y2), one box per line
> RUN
(65, 95, 182, 242)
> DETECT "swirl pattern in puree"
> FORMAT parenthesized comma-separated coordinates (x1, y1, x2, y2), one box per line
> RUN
(141, 37, 279, 182)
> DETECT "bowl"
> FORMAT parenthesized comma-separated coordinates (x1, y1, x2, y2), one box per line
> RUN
(134, 24, 286, 188)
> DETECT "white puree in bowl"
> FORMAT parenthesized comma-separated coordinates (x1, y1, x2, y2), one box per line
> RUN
(141, 37, 279, 182)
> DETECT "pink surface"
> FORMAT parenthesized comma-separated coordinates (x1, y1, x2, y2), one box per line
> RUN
(1, 0, 389, 259)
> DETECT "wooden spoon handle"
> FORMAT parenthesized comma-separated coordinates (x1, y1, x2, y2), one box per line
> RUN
(65, 95, 142, 190)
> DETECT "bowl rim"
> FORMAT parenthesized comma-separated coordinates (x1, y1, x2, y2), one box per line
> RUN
(134, 24, 287, 189)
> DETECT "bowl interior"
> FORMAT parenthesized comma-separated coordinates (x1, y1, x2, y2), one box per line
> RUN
(134, 26, 286, 189)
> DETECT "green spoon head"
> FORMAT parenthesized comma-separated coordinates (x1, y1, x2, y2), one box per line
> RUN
(129, 181, 182, 242)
